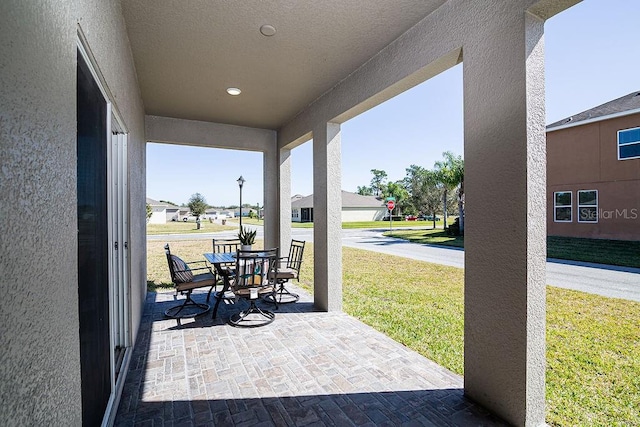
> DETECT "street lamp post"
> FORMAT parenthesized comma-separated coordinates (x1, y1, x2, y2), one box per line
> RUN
(237, 176, 245, 230)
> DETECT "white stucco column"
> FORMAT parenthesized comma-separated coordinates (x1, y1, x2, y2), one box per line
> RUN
(279, 147, 292, 255)
(263, 140, 279, 250)
(312, 122, 342, 311)
(462, 10, 546, 427)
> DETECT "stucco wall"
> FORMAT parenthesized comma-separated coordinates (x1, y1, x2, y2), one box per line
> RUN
(548, 113, 640, 239)
(341, 208, 387, 222)
(150, 208, 167, 224)
(0, 0, 145, 424)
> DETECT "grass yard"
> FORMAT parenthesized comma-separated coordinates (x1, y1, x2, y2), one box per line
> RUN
(146, 221, 237, 235)
(547, 235, 640, 269)
(384, 228, 464, 247)
(241, 217, 453, 229)
(342, 219, 448, 229)
(387, 230, 640, 268)
(146, 240, 640, 426)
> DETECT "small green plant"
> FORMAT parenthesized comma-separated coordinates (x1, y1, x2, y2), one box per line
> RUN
(238, 226, 257, 245)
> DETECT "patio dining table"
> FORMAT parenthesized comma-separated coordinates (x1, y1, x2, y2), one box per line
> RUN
(203, 251, 277, 321)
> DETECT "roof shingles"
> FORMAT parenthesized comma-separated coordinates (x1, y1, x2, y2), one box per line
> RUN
(547, 90, 640, 130)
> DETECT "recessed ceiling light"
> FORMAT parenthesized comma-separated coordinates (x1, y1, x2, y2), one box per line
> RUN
(226, 87, 241, 96)
(260, 24, 276, 37)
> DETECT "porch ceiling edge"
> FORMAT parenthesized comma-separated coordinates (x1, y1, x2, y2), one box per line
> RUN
(145, 115, 276, 152)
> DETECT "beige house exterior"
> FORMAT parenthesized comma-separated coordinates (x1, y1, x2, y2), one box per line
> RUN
(1, 1, 581, 425)
(292, 191, 387, 222)
(547, 91, 640, 240)
(146, 197, 172, 224)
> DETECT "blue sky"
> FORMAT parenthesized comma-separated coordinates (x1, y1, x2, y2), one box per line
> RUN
(147, 0, 640, 207)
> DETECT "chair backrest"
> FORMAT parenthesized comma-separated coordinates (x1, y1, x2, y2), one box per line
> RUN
(164, 243, 193, 284)
(234, 248, 278, 290)
(213, 238, 241, 268)
(286, 240, 305, 273)
(165, 243, 175, 279)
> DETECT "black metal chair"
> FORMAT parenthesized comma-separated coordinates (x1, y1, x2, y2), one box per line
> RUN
(210, 238, 241, 319)
(264, 239, 305, 304)
(164, 244, 216, 318)
(227, 248, 279, 327)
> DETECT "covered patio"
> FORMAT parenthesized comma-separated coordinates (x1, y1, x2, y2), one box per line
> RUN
(115, 288, 505, 426)
(2, 0, 581, 425)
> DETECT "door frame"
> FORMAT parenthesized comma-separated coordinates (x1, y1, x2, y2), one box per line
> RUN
(77, 27, 132, 427)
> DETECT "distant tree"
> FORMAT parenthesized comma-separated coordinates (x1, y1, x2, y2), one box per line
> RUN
(187, 193, 207, 229)
(404, 165, 442, 228)
(146, 203, 152, 223)
(357, 185, 373, 196)
(370, 169, 388, 197)
(159, 199, 178, 206)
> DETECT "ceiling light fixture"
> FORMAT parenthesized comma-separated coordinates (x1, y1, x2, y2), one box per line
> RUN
(226, 87, 241, 96)
(260, 24, 276, 37)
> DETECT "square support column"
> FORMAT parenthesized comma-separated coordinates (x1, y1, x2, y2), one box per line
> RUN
(312, 122, 342, 311)
(279, 148, 292, 255)
(263, 140, 280, 250)
(462, 11, 546, 426)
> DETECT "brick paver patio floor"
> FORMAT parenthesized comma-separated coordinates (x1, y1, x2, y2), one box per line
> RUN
(115, 285, 506, 426)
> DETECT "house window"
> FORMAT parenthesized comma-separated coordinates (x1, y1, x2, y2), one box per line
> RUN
(554, 191, 572, 222)
(578, 190, 598, 223)
(618, 127, 640, 160)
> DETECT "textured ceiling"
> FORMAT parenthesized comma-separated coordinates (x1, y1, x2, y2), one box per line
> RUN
(121, 0, 445, 129)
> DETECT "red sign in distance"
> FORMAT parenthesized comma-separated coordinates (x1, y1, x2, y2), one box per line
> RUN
(387, 200, 395, 210)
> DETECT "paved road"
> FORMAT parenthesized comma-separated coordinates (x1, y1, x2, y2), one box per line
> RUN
(149, 227, 640, 302)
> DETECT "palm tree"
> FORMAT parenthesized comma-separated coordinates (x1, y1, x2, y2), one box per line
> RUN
(434, 151, 464, 232)
(381, 181, 409, 216)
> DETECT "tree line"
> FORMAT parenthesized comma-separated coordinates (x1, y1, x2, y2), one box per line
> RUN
(357, 151, 464, 234)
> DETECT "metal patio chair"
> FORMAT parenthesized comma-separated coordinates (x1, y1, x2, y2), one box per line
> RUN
(264, 239, 305, 304)
(164, 244, 216, 318)
(227, 248, 279, 327)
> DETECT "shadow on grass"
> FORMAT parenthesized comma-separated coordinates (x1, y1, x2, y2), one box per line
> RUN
(147, 280, 174, 293)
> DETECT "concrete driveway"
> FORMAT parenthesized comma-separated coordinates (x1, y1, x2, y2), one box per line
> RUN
(148, 227, 640, 302)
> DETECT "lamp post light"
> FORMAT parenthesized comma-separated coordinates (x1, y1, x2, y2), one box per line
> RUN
(237, 176, 245, 230)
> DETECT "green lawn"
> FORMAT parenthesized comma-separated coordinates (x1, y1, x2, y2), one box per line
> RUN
(147, 239, 639, 426)
(342, 219, 448, 229)
(386, 230, 640, 269)
(148, 218, 452, 232)
(384, 228, 464, 247)
(146, 221, 237, 234)
(547, 236, 640, 268)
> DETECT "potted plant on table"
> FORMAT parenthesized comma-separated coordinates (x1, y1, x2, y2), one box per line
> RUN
(238, 226, 257, 250)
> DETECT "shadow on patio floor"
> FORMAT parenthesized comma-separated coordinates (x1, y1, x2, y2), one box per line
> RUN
(115, 287, 506, 426)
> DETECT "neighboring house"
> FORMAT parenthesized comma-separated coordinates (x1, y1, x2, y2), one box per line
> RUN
(204, 208, 236, 219)
(292, 191, 386, 223)
(146, 197, 169, 224)
(165, 205, 181, 222)
(547, 91, 640, 241)
(234, 208, 254, 218)
(167, 206, 189, 221)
